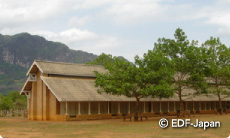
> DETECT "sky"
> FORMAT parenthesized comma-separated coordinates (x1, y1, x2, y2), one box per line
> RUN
(0, 0, 230, 62)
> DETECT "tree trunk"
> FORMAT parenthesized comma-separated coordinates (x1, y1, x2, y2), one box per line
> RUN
(217, 93, 223, 115)
(12, 108, 15, 117)
(216, 77, 223, 115)
(4, 110, 7, 116)
(134, 97, 140, 121)
(179, 91, 185, 117)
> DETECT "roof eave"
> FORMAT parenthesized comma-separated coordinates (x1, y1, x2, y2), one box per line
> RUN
(20, 78, 29, 95)
(26, 61, 44, 76)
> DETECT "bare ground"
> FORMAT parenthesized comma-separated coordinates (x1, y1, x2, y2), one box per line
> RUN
(0, 114, 230, 138)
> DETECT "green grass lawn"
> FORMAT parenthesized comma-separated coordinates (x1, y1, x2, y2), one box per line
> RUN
(0, 114, 230, 138)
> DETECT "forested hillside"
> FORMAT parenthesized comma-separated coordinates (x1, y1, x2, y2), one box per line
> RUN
(0, 33, 98, 94)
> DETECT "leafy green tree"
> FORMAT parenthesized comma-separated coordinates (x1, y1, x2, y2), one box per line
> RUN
(94, 53, 175, 121)
(87, 53, 114, 67)
(201, 37, 230, 114)
(0, 96, 13, 116)
(9, 91, 27, 109)
(9, 91, 21, 102)
(153, 28, 205, 116)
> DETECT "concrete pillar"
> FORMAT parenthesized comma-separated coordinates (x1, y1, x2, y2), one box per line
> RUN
(78, 102, 81, 115)
(151, 102, 153, 113)
(108, 102, 110, 114)
(128, 102, 130, 114)
(159, 102, 162, 112)
(118, 102, 120, 114)
(65, 102, 68, 115)
(88, 102, 91, 115)
(143, 102, 146, 113)
(98, 102, 100, 114)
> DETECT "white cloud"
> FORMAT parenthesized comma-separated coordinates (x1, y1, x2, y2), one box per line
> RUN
(0, 0, 169, 27)
(35, 28, 98, 44)
(33, 28, 123, 55)
(204, 11, 230, 35)
(1, 0, 230, 62)
(0, 0, 63, 26)
(102, 0, 165, 24)
(71, 0, 111, 10)
(0, 0, 229, 28)
(68, 16, 92, 26)
(217, 27, 230, 35)
(207, 13, 230, 27)
(0, 0, 112, 26)
(0, 28, 21, 35)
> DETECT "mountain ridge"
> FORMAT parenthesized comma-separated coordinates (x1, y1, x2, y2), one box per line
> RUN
(0, 33, 98, 94)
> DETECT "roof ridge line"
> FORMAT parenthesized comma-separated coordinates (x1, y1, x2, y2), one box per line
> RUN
(34, 60, 104, 67)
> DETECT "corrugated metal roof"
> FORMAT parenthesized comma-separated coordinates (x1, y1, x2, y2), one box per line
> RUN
(41, 77, 230, 102)
(27, 60, 107, 77)
(41, 77, 135, 102)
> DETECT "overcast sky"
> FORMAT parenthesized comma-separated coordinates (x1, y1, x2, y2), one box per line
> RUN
(0, 0, 230, 61)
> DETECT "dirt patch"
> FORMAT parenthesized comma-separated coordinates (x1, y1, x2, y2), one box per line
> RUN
(0, 115, 230, 138)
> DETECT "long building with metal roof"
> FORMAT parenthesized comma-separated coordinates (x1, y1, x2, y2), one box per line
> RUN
(21, 60, 230, 121)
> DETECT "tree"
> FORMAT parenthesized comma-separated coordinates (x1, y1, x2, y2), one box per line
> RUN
(87, 53, 114, 67)
(0, 96, 13, 116)
(94, 53, 175, 121)
(0, 92, 27, 116)
(9, 91, 21, 102)
(201, 37, 230, 114)
(153, 28, 205, 116)
(9, 91, 27, 110)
